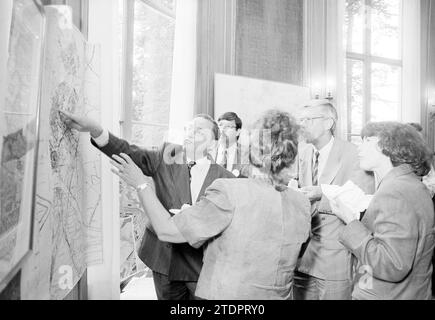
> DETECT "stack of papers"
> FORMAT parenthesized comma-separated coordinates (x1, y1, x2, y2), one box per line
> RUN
(321, 181, 373, 219)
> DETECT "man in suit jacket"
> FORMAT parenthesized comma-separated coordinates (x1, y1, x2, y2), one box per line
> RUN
(215, 112, 249, 178)
(294, 100, 374, 300)
(61, 111, 234, 300)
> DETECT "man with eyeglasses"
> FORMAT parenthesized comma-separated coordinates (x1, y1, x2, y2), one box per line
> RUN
(60, 111, 234, 300)
(293, 100, 374, 300)
(215, 112, 248, 177)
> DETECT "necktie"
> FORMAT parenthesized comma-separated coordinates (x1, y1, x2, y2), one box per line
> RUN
(187, 161, 196, 182)
(312, 150, 320, 186)
(218, 149, 228, 169)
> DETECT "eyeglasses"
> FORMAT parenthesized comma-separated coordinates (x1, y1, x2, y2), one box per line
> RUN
(218, 125, 237, 130)
(298, 116, 327, 124)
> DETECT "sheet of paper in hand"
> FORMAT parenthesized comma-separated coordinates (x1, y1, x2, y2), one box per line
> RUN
(321, 181, 373, 217)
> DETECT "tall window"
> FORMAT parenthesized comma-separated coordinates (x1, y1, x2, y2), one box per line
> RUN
(345, 0, 402, 143)
(118, 0, 176, 287)
(122, 0, 176, 147)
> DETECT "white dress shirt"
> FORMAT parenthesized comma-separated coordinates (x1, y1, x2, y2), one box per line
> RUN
(216, 143, 237, 172)
(187, 156, 211, 204)
(92, 128, 110, 147)
(93, 129, 211, 204)
(313, 136, 335, 181)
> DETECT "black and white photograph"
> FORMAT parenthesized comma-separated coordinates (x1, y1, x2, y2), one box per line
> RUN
(1, 0, 435, 308)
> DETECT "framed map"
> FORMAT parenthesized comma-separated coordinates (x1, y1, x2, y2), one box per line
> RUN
(0, 0, 45, 289)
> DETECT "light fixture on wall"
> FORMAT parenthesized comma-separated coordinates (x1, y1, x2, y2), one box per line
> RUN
(325, 77, 335, 101)
(312, 81, 322, 100)
(325, 91, 334, 101)
(429, 91, 435, 107)
(311, 78, 335, 101)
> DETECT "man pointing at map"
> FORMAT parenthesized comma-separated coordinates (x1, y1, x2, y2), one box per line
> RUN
(60, 110, 234, 300)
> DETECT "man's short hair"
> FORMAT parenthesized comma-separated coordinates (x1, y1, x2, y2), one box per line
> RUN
(303, 99, 338, 134)
(218, 112, 243, 131)
(194, 114, 219, 141)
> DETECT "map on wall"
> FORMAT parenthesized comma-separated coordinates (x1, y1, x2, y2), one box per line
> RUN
(20, 5, 103, 300)
(0, 0, 44, 289)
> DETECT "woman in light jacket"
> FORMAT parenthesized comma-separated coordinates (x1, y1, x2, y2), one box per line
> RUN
(111, 110, 311, 300)
(331, 122, 435, 300)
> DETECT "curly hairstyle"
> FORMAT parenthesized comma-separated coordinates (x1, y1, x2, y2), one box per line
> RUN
(361, 122, 432, 177)
(249, 110, 300, 189)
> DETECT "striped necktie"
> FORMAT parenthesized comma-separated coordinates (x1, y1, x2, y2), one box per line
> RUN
(218, 149, 228, 169)
(312, 150, 320, 186)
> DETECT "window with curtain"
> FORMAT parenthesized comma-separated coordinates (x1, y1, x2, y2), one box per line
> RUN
(122, 0, 176, 147)
(118, 0, 176, 291)
(345, 0, 403, 143)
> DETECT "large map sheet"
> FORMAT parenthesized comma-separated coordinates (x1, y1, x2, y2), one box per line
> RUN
(20, 5, 103, 300)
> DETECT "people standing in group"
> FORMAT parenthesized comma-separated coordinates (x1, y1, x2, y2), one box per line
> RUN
(60, 111, 234, 300)
(294, 100, 375, 300)
(331, 122, 435, 300)
(110, 110, 311, 300)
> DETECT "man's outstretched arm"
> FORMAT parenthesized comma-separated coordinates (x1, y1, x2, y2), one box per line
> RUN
(60, 110, 162, 176)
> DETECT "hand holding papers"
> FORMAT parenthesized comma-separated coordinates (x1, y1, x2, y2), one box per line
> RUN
(322, 181, 373, 224)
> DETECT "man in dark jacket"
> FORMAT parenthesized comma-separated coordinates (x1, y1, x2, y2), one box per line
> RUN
(61, 111, 234, 300)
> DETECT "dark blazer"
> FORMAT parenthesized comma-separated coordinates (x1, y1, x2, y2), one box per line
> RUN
(92, 133, 234, 281)
(340, 165, 435, 300)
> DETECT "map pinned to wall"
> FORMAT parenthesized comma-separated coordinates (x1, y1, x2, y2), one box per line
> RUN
(20, 5, 103, 300)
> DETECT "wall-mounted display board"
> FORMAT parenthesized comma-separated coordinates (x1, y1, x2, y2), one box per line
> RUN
(0, 0, 45, 294)
(215, 73, 310, 128)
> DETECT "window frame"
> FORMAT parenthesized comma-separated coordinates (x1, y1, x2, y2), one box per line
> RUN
(345, 0, 404, 141)
(120, 0, 176, 143)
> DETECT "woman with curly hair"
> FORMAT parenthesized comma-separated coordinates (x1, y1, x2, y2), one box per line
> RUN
(111, 110, 311, 300)
(331, 122, 435, 300)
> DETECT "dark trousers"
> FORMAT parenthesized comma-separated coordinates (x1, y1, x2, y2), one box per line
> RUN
(152, 272, 200, 300)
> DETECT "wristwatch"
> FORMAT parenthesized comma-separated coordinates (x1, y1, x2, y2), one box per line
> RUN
(136, 183, 150, 192)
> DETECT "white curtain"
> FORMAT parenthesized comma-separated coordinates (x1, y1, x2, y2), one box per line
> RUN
(86, 0, 122, 300)
(401, 0, 421, 123)
(168, 0, 198, 145)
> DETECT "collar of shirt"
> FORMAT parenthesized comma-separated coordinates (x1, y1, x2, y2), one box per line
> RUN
(188, 156, 211, 203)
(313, 136, 335, 179)
(186, 155, 209, 164)
(188, 156, 210, 166)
